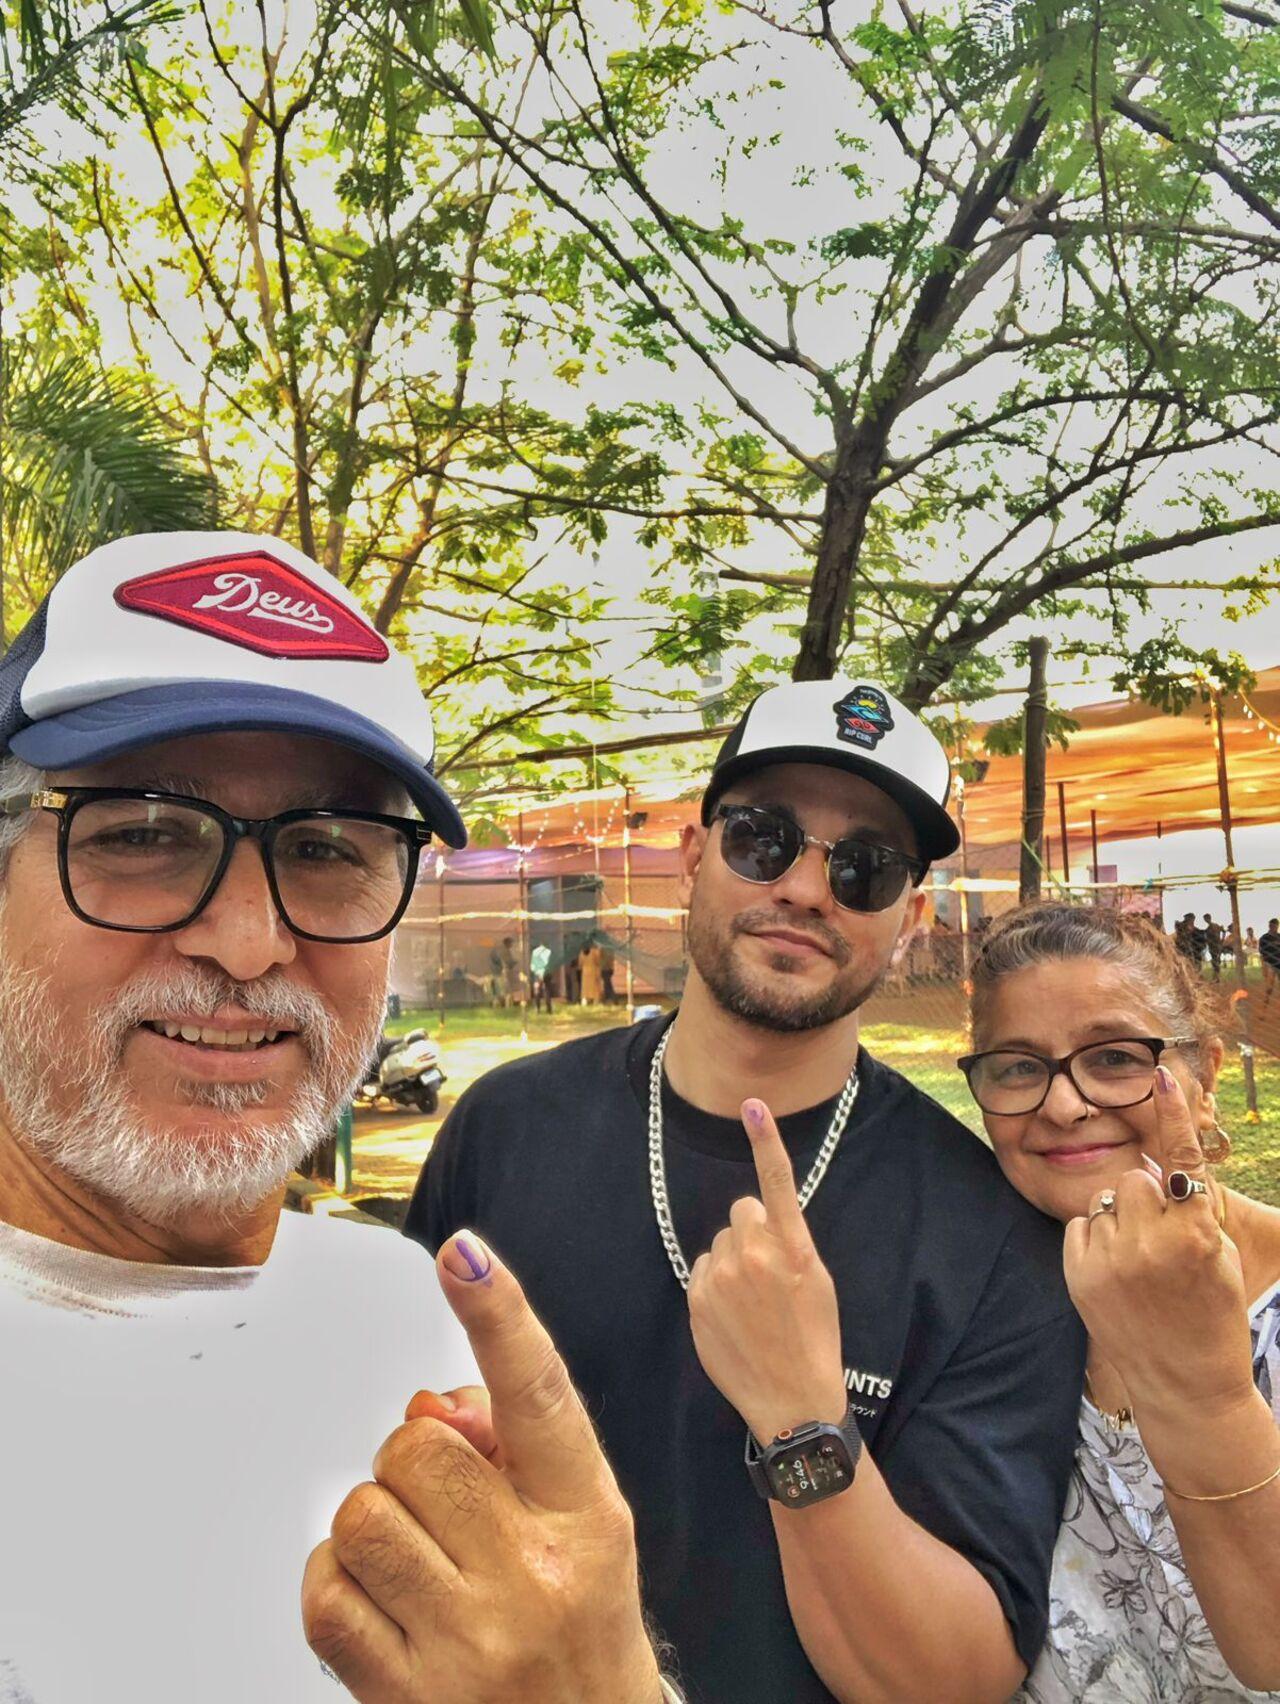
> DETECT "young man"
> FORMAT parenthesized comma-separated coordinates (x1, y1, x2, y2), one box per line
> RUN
(0, 532, 670, 1704)
(1262, 917, 1280, 1001)
(530, 939, 554, 1013)
(1204, 913, 1224, 979)
(407, 679, 1087, 1703)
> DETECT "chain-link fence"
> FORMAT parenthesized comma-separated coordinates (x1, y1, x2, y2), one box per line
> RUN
(390, 847, 688, 1012)
(390, 851, 1278, 1069)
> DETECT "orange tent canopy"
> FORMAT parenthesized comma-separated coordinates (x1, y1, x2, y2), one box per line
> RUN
(490, 669, 1280, 858)
(959, 667, 1280, 852)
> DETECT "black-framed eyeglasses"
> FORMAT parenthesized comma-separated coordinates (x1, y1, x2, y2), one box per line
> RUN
(956, 1036, 1196, 1117)
(712, 803, 925, 915)
(2, 787, 433, 945)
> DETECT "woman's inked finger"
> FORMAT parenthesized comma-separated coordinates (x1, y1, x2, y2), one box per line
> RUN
(1149, 1063, 1212, 1192)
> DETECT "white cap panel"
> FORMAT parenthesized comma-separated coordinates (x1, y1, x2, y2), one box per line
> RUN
(737, 678, 950, 806)
(22, 532, 435, 765)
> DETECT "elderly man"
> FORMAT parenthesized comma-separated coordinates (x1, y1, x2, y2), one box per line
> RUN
(406, 680, 1088, 1703)
(0, 532, 668, 1704)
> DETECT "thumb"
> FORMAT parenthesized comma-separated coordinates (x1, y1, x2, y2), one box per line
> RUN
(404, 1384, 500, 1463)
(436, 1230, 619, 1515)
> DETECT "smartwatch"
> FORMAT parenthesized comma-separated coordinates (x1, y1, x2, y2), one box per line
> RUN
(745, 1406, 863, 1507)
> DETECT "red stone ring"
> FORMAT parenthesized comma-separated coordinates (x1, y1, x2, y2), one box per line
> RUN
(1166, 1170, 1208, 1203)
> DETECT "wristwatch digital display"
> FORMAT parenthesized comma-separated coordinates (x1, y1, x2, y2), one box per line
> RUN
(745, 1407, 863, 1507)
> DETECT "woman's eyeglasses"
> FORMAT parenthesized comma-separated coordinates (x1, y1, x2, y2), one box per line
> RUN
(712, 804, 924, 914)
(2, 787, 432, 945)
(957, 1036, 1195, 1116)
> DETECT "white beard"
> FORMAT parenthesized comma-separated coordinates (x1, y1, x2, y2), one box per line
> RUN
(0, 956, 384, 1229)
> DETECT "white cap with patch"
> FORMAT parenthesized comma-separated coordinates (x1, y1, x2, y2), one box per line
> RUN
(702, 677, 959, 862)
(0, 531, 466, 847)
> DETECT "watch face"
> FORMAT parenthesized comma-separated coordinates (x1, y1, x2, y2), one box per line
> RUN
(767, 1432, 854, 1505)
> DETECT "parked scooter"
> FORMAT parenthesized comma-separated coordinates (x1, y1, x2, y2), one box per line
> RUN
(355, 1028, 445, 1115)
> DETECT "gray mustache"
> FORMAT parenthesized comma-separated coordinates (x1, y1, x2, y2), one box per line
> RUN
(95, 965, 334, 1057)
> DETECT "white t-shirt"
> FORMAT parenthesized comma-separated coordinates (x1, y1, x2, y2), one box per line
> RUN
(0, 1209, 478, 1703)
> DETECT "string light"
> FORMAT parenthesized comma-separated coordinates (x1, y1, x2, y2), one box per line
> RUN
(1240, 695, 1280, 748)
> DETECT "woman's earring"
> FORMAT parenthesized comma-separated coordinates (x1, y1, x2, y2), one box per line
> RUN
(1201, 1120, 1233, 1164)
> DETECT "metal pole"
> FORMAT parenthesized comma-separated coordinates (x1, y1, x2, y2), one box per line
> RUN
(1213, 692, 1260, 1119)
(436, 858, 446, 1031)
(517, 808, 529, 1043)
(1019, 637, 1049, 903)
(1090, 809, 1100, 886)
(623, 785, 636, 1022)
(1057, 781, 1070, 883)
(956, 776, 972, 985)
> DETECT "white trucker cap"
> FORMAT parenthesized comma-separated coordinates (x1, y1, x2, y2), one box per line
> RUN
(0, 531, 467, 847)
(702, 677, 959, 862)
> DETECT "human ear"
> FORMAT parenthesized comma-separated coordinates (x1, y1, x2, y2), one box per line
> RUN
(677, 823, 706, 909)
(1191, 1037, 1226, 1131)
(888, 887, 928, 968)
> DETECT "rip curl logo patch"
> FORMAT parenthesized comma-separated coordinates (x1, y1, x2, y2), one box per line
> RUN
(115, 552, 389, 663)
(834, 685, 894, 751)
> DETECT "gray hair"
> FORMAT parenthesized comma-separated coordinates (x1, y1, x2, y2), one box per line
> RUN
(970, 902, 1221, 1083)
(0, 754, 47, 878)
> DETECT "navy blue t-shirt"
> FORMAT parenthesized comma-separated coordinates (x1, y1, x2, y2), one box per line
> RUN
(405, 1017, 1085, 1703)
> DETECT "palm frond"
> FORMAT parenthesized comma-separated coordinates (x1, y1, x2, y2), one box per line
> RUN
(0, 349, 220, 633)
(0, 0, 181, 143)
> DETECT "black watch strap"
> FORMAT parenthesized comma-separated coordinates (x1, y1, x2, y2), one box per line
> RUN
(744, 1404, 863, 1501)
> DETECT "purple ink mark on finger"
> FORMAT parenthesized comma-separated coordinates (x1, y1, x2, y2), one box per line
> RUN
(454, 1237, 492, 1282)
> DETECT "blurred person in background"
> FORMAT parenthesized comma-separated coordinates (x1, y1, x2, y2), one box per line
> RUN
(530, 940, 553, 1014)
(1261, 918, 1280, 1002)
(1205, 913, 1225, 980)
(961, 903, 1280, 1699)
(580, 936, 604, 1004)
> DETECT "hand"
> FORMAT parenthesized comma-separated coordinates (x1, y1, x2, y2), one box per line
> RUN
(1064, 1065, 1254, 1422)
(687, 1099, 846, 1445)
(302, 1231, 664, 1704)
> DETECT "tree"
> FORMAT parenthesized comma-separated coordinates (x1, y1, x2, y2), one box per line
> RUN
(4, 0, 669, 792)
(1, 1, 220, 636)
(0, 0, 175, 143)
(385, 0, 1280, 709)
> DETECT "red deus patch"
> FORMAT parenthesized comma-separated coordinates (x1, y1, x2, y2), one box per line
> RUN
(115, 552, 389, 663)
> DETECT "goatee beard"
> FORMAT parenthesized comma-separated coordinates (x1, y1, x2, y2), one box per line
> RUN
(686, 902, 883, 1033)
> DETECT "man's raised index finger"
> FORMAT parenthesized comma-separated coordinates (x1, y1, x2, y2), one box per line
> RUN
(434, 1231, 615, 1516)
(742, 1100, 810, 1248)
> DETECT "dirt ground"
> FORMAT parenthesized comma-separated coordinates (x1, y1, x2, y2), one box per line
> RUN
(350, 1023, 603, 1200)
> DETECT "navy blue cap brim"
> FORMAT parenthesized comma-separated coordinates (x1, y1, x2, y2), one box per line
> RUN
(8, 682, 468, 849)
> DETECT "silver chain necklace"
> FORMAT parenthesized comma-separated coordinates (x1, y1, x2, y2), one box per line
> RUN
(647, 1025, 860, 1291)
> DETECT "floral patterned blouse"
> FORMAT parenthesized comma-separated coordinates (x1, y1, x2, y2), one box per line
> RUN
(1019, 1282, 1280, 1703)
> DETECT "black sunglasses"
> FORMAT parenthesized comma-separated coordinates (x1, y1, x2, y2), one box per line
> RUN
(3, 787, 432, 945)
(712, 803, 924, 914)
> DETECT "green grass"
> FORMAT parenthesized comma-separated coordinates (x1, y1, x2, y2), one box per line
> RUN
(383, 1004, 1280, 1207)
(384, 1001, 639, 1041)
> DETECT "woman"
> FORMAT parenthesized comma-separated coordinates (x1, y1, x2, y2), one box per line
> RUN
(959, 903, 1280, 1699)
(579, 939, 604, 1005)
